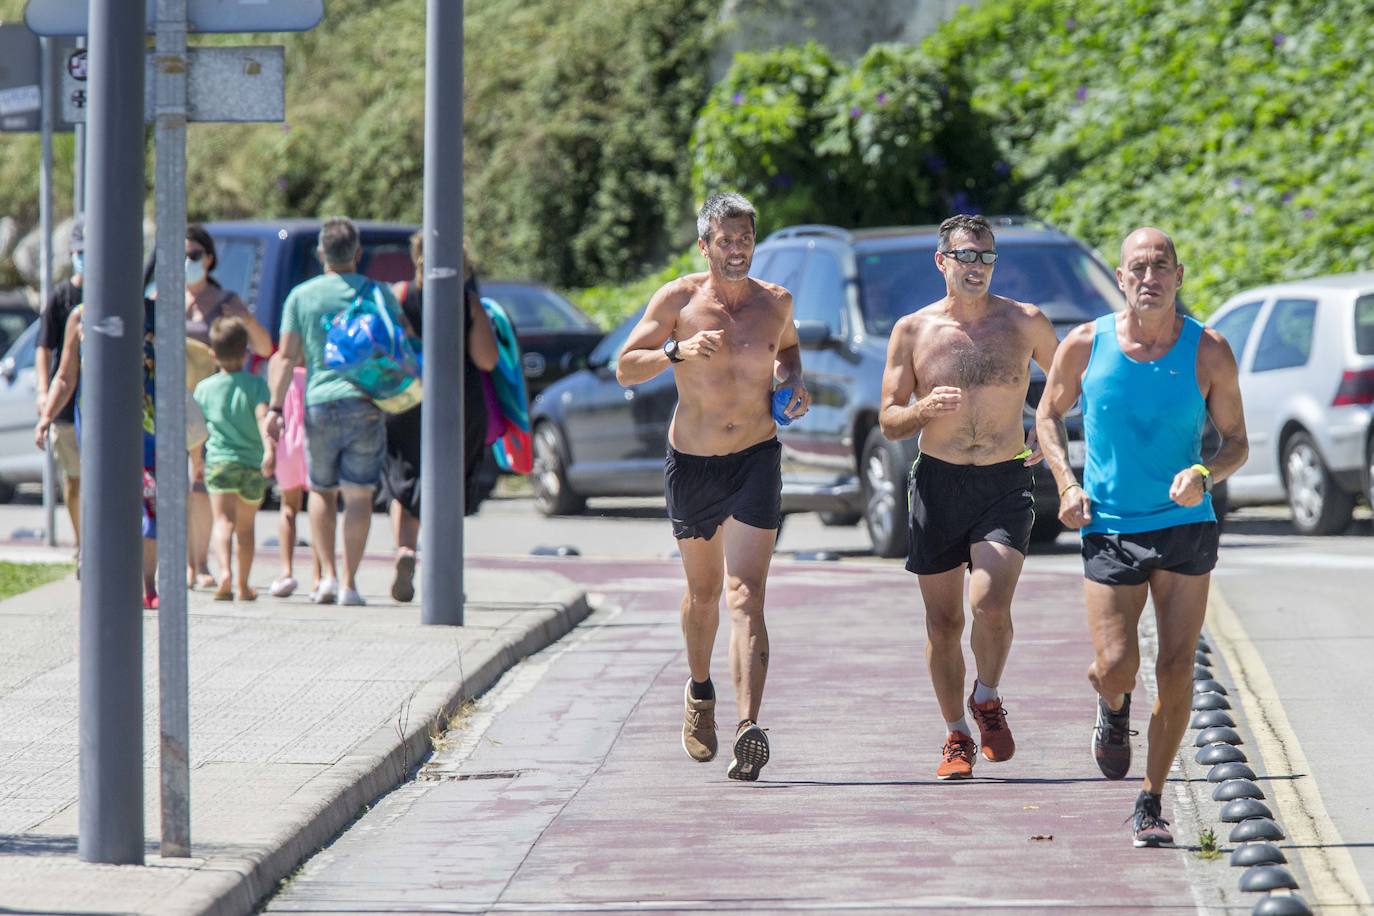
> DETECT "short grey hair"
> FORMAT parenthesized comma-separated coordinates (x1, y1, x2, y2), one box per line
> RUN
(318, 216, 361, 268)
(937, 214, 994, 251)
(697, 192, 757, 243)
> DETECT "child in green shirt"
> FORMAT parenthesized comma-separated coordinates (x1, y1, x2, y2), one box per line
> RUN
(193, 316, 271, 600)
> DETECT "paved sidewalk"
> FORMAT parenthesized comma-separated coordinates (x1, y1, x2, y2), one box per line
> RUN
(0, 553, 590, 916)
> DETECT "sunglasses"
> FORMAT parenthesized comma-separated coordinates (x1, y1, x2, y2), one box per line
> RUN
(186, 249, 207, 262)
(941, 248, 998, 265)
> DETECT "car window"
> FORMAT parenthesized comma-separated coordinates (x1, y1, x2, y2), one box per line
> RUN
(750, 250, 774, 279)
(0, 311, 33, 356)
(792, 250, 846, 333)
(1251, 298, 1317, 372)
(590, 307, 646, 370)
(2, 319, 39, 371)
(211, 237, 262, 313)
(358, 242, 414, 285)
(857, 240, 1124, 334)
(483, 283, 598, 332)
(1355, 294, 1374, 355)
(755, 246, 806, 292)
(1212, 300, 1264, 362)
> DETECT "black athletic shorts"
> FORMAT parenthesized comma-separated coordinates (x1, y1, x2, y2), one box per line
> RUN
(1081, 521, 1219, 586)
(665, 438, 782, 541)
(906, 453, 1035, 575)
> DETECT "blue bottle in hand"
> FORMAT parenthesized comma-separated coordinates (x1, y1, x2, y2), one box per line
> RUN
(772, 387, 794, 427)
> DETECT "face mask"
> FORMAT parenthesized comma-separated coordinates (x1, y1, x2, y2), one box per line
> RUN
(185, 257, 207, 285)
(71, 252, 84, 275)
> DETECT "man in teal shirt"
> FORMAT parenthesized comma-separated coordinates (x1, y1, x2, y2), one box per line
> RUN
(266, 217, 393, 606)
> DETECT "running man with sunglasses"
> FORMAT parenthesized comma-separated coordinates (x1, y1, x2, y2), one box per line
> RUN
(879, 214, 1059, 780)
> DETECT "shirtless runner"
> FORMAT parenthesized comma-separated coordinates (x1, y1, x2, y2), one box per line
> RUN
(879, 214, 1059, 780)
(616, 192, 810, 781)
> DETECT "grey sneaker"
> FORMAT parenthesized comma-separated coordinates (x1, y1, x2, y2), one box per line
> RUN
(681, 681, 717, 762)
(1093, 692, 1136, 780)
(1130, 792, 1174, 848)
(727, 721, 769, 781)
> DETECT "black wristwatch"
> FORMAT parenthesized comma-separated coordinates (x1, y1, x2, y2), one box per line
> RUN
(663, 338, 684, 363)
(267, 405, 284, 415)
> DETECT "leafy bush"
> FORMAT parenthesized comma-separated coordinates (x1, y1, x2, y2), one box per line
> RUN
(923, 0, 1374, 312)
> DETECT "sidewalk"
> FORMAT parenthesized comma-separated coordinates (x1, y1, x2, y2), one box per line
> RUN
(0, 552, 590, 916)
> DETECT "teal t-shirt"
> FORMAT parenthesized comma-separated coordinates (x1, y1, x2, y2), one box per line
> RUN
(280, 272, 401, 406)
(194, 370, 271, 468)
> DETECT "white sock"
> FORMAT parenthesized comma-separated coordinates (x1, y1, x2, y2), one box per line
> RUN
(946, 717, 971, 737)
(972, 679, 999, 704)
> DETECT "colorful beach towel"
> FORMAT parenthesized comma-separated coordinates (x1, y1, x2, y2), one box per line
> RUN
(481, 297, 532, 474)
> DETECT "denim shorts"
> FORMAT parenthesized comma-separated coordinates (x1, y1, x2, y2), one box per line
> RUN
(304, 397, 386, 490)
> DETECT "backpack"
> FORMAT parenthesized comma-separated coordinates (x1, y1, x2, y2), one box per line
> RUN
(323, 281, 423, 414)
(481, 297, 533, 474)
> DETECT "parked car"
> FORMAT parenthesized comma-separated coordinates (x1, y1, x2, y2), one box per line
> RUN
(0, 320, 41, 502)
(1207, 273, 1374, 534)
(0, 290, 37, 356)
(481, 281, 604, 399)
(531, 219, 1118, 550)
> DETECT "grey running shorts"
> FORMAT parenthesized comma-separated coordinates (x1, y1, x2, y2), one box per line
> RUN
(665, 438, 782, 541)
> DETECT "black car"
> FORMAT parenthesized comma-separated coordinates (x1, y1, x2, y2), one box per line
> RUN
(529, 218, 1222, 555)
(481, 281, 603, 399)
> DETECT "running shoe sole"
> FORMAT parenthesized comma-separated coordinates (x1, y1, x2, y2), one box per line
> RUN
(1133, 830, 1174, 848)
(727, 725, 769, 781)
(936, 768, 974, 781)
(391, 553, 416, 603)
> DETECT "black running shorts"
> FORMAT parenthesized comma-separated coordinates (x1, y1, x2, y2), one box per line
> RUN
(906, 453, 1035, 575)
(1081, 521, 1219, 586)
(665, 438, 782, 541)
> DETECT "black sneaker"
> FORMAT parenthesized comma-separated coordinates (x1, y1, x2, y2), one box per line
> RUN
(727, 721, 770, 781)
(1130, 792, 1174, 848)
(1093, 692, 1136, 780)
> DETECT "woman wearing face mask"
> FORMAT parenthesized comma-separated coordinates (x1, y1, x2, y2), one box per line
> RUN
(184, 223, 273, 588)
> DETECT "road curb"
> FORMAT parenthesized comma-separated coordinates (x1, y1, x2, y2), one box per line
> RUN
(162, 588, 593, 916)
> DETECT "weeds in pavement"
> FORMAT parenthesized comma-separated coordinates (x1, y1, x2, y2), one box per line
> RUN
(1196, 827, 1222, 860)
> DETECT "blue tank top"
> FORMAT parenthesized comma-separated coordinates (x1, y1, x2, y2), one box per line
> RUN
(1080, 313, 1214, 535)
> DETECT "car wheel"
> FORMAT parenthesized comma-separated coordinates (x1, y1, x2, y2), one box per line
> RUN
(1282, 430, 1355, 535)
(1029, 512, 1063, 544)
(1364, 433, 1374, 511)
(860, 428, 910, 559)
(818, 509, 862, 527)
(531, 422, 585, 517)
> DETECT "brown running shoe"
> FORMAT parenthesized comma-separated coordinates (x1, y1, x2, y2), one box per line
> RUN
(936, 731, 977, 780)
(681, 680, 717, 762)
(967, 691, 1016, 762)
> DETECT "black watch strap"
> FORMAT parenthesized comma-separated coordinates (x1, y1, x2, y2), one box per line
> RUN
(664, 338, 683, 363)
(267, 405, 284, 415)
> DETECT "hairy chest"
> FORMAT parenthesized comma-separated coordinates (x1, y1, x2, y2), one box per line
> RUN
(914, 323, 1030, 390)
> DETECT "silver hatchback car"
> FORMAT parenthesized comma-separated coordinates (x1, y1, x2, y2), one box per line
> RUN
(1208, 273, 1374, 534)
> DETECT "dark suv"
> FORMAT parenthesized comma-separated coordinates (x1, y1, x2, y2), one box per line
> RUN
(754, 218, 1127, 557)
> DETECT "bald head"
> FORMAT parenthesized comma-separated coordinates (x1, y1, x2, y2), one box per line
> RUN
(1119, 227, 1177, 267)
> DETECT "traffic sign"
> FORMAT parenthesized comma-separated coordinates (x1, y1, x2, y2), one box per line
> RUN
(25, 0, 324, 36)
(0, 24, 78, 132)
(62, 46, 285, 123)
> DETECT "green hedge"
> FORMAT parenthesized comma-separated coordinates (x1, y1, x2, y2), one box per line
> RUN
(923, 0, 1374, 312)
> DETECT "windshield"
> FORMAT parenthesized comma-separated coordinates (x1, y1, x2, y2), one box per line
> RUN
(857, 241, 1125, 334)
(483, 283, 598, 332)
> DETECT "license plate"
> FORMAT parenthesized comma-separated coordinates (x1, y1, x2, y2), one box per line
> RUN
(1067, 439, 1086, 468)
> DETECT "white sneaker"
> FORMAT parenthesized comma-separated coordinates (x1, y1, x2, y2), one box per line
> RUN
(269, 576, 298, 598)
(313, 577, 338, 604)
(339, 587, 366, 606)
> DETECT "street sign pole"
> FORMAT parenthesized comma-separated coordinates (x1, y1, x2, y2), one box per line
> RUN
(39, 35, 58, 548)
(420, 0, 465, 626)
(73, 36, 85, 215)
(78, 0, 147, 866)
(153, 0, 191, 859)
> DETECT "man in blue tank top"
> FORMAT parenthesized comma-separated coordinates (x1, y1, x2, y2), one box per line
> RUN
(880, 215, 1060, 780)
(1036, 228, 1248, 848)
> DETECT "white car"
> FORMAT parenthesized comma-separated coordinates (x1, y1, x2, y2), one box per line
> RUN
(0, 320, 42, 502)
(1208, 273, 1374, 534)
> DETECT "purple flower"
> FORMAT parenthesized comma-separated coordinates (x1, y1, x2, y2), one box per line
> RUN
(1065, 17, 1077, 31)
(924, 153, 948, 173)
(732, 91, 744, 105)
(769, 172, 795, 190)
(1302, 207, 1315, 220)
(850, 105, 863, 119)
(994, 160, 1012, 177)
(276, 177, 289, 192)
(1273, 33, 1286, 47)
(280, 122, 292, 133)
(1242, 204, 1254, 216)
(1230, 177, 1244, 190)
(950, 191, 974, 212)
(876, 92, 889, 106)
(1281, 191, 1294, 203)
(1075, 85, 1088, 102)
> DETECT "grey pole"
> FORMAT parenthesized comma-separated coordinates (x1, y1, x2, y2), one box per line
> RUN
(79, 0, 147, 866)
(154, 0, 191, 858)
(38, 36, 58, 548)
(420, 0, 465, 626)
(74, 36, 86, 217)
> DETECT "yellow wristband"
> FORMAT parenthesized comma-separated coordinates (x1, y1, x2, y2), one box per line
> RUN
(1191, 463, 1211, 478)
(1059, 481, 1082, 497)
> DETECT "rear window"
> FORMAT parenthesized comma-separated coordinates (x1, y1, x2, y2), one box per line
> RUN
(482, 283, 598, 332)
(857, 240, 1124, 334)
(1252, 298, 1317, 372)
(1356, 294, 1374, 355)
